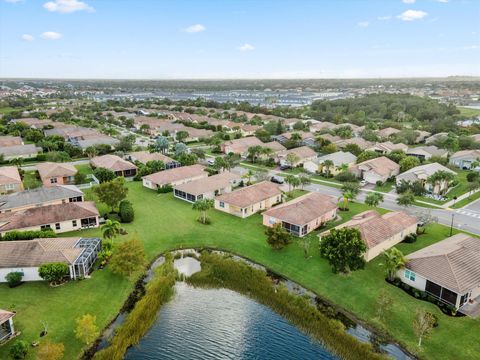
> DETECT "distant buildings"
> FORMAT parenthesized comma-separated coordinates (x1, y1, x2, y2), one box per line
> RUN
(449, 150, 480, 170)
(303, 151, 356, 175)
(406, 146, 448, 161)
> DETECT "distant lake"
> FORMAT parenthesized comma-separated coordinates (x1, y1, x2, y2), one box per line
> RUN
(124, 283, 337, 360)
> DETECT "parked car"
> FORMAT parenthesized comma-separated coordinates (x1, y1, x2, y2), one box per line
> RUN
(207, 159, 215, 165)
(360, 180, 367, 186)
(279, 164, 292, 171)
(270, 176, 284, 184)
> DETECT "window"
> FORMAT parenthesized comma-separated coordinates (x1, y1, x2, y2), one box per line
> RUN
(55, 223, 61, 230)
(269, 217, 276, 225)
(50, 178, 58, 184)
(40, 224, 51, 230)
(404, 269, 416, 281)
(219, 201, 225, 208)
(72, 220, 77, 227)
(5, 183, 15, 190)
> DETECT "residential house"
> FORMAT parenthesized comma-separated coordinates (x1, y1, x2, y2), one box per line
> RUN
(310, 122, 336, 132)
(368, 141, 408, 155)
(321, 210, 417, 261)
(425, 132, 449, 145)
(449, 150, 480, 170)
(215, 181, 282, 218)
(173, 172, 241, 203)
(11, 117, 53, 129)
(90, 155, 138, 177)
(276, 146, 317, 167)
(470, 134, 480, 143)
(220, 137, 264, 156)
(303, 151, 356, 175)
(0, 167, 23, 194)
(316, 133, 342, 144)
(0, 185, 84, 214)
(262, 192, 337, 237)
(398, 233, 480, 312)
(0, 136, 22, 147)
(415, 130, 432, 143)
(239, 124, 261, 137)
(36, 162, 77, 187)
(0, 309, 15, 342)
(0, 201, 99, 235)
(376, 127, 401, 139)
(275, 131, 316, 147)
(396, 163, 457, 195)
(406, 146, 448, 161)
(143, 164, 207, 190)
(350, 156, 400, 184)
(334, 138, 373, 151)
(0, 237, 102, 282)
(128, 151, 180, 169)
(262, 141, 286, 153)
(0, 144, 41, 160)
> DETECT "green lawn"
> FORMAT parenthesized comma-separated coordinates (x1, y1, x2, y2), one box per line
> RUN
(452, 190, 480, 209)
(457, 106, 480, 118)
(374, 181, 395, 193)
(74, 164, 93, 176)
(22, 171, 42, 190)
(1, 182, 479, 360)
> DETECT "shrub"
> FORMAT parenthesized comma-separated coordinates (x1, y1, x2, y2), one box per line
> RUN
(1, 230, 56, 241)
(93, 167, 116, 183)
(38, 262, 69, 285)
(9, 340, 29, 360)
(334, 171, 357, 183)
(403, 233, 417, 243)
(74, 172, 88, 185)
(6, 272, 23, 288)
(375, 180, 384, 187)
(119, 200, 134, 223)
(157, 184, 173, 193)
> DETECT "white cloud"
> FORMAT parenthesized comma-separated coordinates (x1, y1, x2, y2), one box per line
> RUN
(437, 0, 449, 3)
(4, 0, 24, 3)
(41, 31, 63, 40)
(402, 0, 416, 3)
(463, 45, 480, 50)
(43, 0, 94, 13)
(184, 24, 206, 33)
(378, 16, 392, 20)
(397, 10, 428, 21)
(21, 34, 34, 41)
(358, 21, 369, 27)
(238, 43, 255, 52)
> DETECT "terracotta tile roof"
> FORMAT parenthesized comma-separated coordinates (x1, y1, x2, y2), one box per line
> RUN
(406, 233, 480, 293)
(263, 192, 337, 226)
(143, 164, 206, 186)
(215, 181, 282, 208)
(450, 149, 480, 161)
(0, 237, 82, 268)
(0, 309, 15, 324)
(329, 210, 417, 249)
(397, 163, 456, 183)
(222, 137, 264, 154)
(263, 141, 286, 152)
(90, 155, 137, 172)
(129, 151, 175, 165)
(369, 141, 408, 153)
(377, 127, 401, 138)
(277, 146, 317, 160)
(0, 144, 41, 158)
(0, 201, 98, 232)
(0, 166, 22, 186)
(174, 172, 241, 196)
(36, 162, 77, 179)
(334, 137, 373, 150)
(354, 156, 400, 177)
(0, 136, 22, 147)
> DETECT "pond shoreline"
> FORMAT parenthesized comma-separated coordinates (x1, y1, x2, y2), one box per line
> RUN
(84, 247, 416, 360)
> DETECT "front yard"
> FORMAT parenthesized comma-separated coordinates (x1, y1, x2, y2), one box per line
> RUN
(1, 182, 479, 360)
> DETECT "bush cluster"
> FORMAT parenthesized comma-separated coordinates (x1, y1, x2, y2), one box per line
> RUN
(119, 200, 134, 223)
(1, 230, 56, 241)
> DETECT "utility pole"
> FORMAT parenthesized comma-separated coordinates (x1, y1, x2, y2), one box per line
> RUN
(450, 212, 455, 237)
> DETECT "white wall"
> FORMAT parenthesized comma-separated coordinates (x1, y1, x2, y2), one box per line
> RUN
(0, 267, 42, 282)
(397, 268, 427, 292)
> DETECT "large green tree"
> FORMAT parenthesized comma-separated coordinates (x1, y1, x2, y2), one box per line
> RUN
(192, 199, 214, 224)
(110, 239, 146, 277)
(382, 247, 406, 281)
(94, 177, 128, 212)
(265, 223, 291, 250)
(319, 228, 366, 273)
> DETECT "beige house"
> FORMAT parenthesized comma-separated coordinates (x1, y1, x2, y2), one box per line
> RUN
(0, 144, 41, 160)
(396, 163, 457, 195)
(90, 155, 138, 177)
(303, 151, 356, 175)
(128, 151, 180, 169)
(0, 201, 99, 235)
(334, 138, 373, 151)
(406, 145, 448, 161)
(398, 233, 480, 312)
(143, 164, 207, 190)
(376, 127, 401, 139)
(262, 192, 337, 237)
(350, 156, 400, 184)
(0, 136, 23, 147)
(276, 146, 317, 166)
(215, 181, 282, 218)
(36, 162, 78, 187)
(173, 171, 241, 203)
(220, 137, 264, 156)
(0, 185, 84, 214)
(0, 166, 23, 194)
(368, 141, 408, 155)
(320, 210, 417, 261)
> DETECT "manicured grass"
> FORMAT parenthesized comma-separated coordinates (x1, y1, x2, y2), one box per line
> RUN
(457, 106, 480, 118)
(75, 164, 93, 176)
(1, 182, 479, 360)
(374, 181, 394, 193)
(22, 171, 42, 190)
(452, 190, 480, 209)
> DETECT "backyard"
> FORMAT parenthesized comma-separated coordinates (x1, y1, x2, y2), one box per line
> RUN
(0, 181, 479, 360)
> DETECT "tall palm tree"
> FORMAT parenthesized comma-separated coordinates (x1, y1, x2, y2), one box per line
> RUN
(192, 199, 214, 224)
(242, 169, 255, 185)
(322, 159, 334, 177)
(101, 219, 121, 241)
(427, 170, 455, 195)
(382, 247, 406, 281)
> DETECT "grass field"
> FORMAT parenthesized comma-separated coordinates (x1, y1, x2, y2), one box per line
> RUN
(457, 106, 480, 118)
(0, 182, 479, 359)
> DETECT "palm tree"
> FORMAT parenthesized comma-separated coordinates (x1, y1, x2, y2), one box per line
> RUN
(242, 169, 255, 185)
(337, 163, 349, 173)
(365, 192, 384, 207)
(101, 219, 121, 241)
(322, 159, 334, 177)
(427, 170, 455, 196)
(382, 247, 406, 281)
(341, 190, 355, 210)
(192, 199, 214, 224)
(285, 174, 300, 192)
(84, 146, 98, 159)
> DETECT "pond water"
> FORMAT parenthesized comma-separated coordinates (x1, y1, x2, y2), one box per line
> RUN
(124, 283, 337, 360)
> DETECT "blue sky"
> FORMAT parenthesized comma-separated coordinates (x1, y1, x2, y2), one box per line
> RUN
(1, 0, 479, 79)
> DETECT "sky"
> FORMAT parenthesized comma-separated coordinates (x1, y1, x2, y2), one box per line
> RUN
(0, 0, 479, 79)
